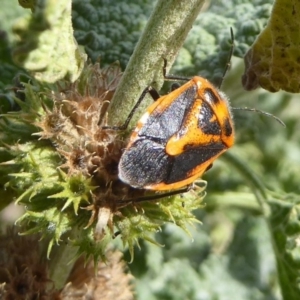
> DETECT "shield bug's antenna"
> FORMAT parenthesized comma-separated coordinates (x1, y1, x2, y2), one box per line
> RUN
(231, 107, 286, 127)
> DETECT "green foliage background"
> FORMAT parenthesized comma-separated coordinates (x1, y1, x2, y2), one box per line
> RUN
(1, 0, 300, 299)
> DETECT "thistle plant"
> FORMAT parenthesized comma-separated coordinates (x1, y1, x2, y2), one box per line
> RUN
(0, 0, 205, 297)
(1, 0, 300, 299)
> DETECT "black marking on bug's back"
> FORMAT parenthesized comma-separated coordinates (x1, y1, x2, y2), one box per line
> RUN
(118, 138, 171, 188)
(204, 88, 221, 105)
(138, 85, 198, 142)
(223, 118, 233, 136)
(165, 142, 227, 184)
(198, 102, 221, 135)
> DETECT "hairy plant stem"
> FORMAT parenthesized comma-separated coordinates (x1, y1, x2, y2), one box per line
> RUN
(107, 0, 205, 128)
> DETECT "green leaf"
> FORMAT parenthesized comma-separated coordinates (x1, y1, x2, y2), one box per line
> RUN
(49, 170, 94, 214)
(242, 0, 300, 92)
(268, 196, 300, 299)
(12, 0, 86, 83)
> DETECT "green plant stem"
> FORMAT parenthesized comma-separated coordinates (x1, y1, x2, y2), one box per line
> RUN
(43, 236, 78, 290)
(107, 0, 205, 127)
(222, 152, 269, 215)
(207, 192, 262, 213)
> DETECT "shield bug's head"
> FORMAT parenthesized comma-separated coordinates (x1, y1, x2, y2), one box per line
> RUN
(118, 75, 234, 191)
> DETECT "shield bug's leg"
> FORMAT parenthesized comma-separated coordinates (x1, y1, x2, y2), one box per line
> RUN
(117, 185, 191, 206)
(104, 57, 190, 132)
(102, 86, 161, 130)
(162, 58, 191, 82)
(163, 28, 235, 87)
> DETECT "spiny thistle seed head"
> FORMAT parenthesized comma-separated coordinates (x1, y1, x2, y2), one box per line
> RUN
(36, 62, 135, 194)
(0, 228, 57, 299)
(0, 228, 134, 299)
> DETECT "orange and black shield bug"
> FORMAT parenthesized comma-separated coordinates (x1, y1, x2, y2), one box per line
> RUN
(118, 75, 234, 191)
